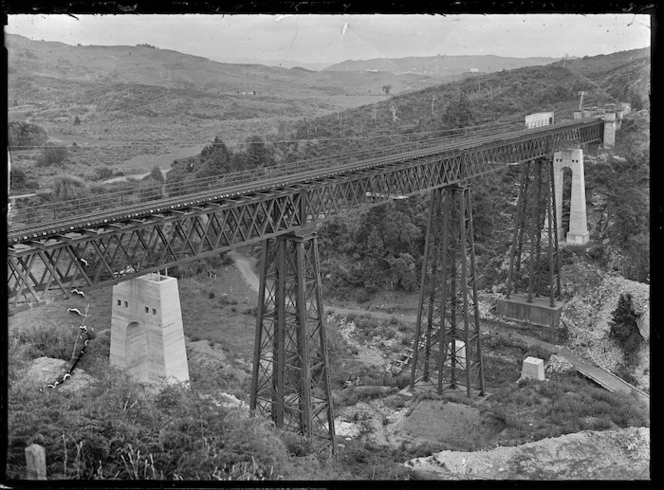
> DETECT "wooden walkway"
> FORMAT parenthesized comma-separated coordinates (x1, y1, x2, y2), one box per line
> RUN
(556, 346, 650, 407)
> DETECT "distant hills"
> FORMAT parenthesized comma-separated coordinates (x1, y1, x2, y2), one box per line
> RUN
(283, 47, 650, 162)
(323, 54, 560, 77)
(6, 33, 441, 101)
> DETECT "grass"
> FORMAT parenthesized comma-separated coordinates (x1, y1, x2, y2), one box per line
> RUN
(6, 254, 649, 480)
(481, 372, 649, 445)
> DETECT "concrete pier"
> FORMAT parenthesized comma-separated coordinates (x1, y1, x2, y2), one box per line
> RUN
(110, 273, 189, 385)
(603, 112, 617, 149)
(554, 149, 589, 245)
(495, 294, 564, 328)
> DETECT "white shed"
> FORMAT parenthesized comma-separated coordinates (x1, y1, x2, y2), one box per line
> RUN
(525, 112, 555, 129)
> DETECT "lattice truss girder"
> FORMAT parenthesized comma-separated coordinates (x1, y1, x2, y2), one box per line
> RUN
(505, 158, 562, 305)
(410, 185, 485, 396)
(8, 122, 601, 311)
(250, 232, 336, 448)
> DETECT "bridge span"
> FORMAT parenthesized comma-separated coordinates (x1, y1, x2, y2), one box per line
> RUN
(8, 118, 604, 311)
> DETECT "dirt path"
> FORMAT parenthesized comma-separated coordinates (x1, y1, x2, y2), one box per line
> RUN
(225, 252, 647, 409)
(228, 251, 259, 293)
(102, 167, 171, 184)
(557, 346, 650, 405)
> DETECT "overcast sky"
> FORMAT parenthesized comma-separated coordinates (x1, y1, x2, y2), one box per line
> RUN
(6, 14, 651, 67)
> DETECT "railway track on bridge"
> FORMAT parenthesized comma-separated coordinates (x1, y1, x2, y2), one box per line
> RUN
(8, 118, 600, 245)
(8, 117, 604, 310)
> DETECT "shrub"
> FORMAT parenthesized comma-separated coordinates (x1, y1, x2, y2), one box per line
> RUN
(525, 343, 555, 362)
(609, 293, 644, 364)
(92, 167, 116, 181)
(138, 177, 163, 202)
(10, 323, 79, 361)
(52, 175, 90, 201)
(9, 165, 38, 191)
(149, 165, 165, 184)
(354, 288, 371, 303)
(37, 143, 69, 167)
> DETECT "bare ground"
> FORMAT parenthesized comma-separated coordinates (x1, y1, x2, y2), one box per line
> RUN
(407, 427, 649, 480)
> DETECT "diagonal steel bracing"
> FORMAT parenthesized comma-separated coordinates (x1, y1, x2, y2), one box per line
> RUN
(250, 231, 336, 452)
(410, 185, 485, 396)
(8, 120, 602, 311)
(505, 158, 561, 305)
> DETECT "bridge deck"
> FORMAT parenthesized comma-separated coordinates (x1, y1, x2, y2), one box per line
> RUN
(8, 118, 605, 310)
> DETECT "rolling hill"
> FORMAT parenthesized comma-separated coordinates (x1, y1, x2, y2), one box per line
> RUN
(6, 33, 441, 101)
(324, 54, 559, 77)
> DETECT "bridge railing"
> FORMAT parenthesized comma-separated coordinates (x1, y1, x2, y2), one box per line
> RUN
(10, 120, 523, 228)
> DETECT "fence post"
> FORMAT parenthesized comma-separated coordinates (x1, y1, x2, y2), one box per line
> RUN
(25, 443, 47, 480)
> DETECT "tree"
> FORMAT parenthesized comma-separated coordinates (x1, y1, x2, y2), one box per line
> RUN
(165, 162, 195, 197)
(243, 135, 274, 168)
(74, 115, 81, 126)
(382, 85, 392, 98)
(149, 165, 165, 184)
(445, 90, 473, 128)
(8, 121, 48, 149)
(196, 136, 232, 178)
(609, 293, 644, 364)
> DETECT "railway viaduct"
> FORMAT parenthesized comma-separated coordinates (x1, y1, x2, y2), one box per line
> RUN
(7, 114, 614, 451)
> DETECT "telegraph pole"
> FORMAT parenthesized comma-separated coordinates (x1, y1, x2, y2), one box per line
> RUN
(577, 91, 588, 110)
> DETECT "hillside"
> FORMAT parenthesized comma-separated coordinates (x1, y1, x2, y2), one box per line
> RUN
(7, 32, 446, 182)
(6, 45, 650, 481)
(552, 48, 650, 110)
(324, 54, 558, 77)
(280, 63, 619, 159)
(7, 33, 440, 100)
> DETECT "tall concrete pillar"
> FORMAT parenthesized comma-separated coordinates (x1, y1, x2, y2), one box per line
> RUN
(554, 149, 589, 245)
(603, 112, 617, 149)
(111, 273, 189, 385)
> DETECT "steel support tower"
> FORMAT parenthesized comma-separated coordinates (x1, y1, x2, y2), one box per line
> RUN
(505, 158, 562, 306)
(409, 184, 485, 397)
(250, 230, 336, 453)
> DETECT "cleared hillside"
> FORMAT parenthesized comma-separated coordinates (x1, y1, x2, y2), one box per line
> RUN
(552, 48, 650, 110)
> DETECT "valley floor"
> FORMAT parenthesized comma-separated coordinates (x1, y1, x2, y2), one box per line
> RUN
(7, 251, 650, 481)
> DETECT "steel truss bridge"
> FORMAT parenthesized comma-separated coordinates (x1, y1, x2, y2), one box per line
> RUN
(8, 118, 603, 311)
(7, 117, 605, 452)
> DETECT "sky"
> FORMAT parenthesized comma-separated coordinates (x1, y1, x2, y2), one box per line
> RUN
(5, 14, 652, 68)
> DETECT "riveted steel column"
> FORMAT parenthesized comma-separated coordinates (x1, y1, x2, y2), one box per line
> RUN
(504, 158, 561, 304)
(410, 184, 485, 397)
(250, 231, 336, 453)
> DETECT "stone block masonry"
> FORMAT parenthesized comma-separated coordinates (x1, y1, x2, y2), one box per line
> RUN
(110, 273, 189, 385)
